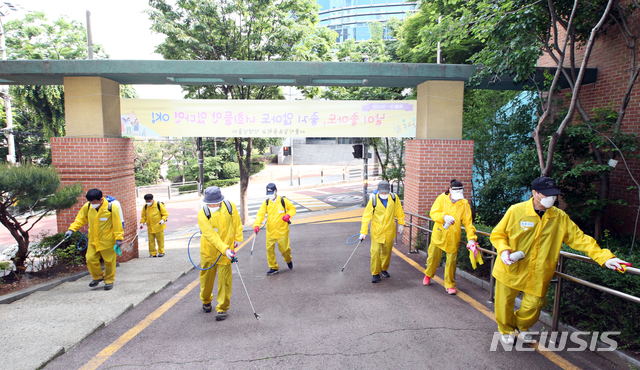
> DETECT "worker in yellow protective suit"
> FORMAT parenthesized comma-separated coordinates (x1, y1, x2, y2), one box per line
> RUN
(198, 186, 243, 321)
(360, 180, 406, 283)
(491, 177, 631, 345)
(66, 188, 123, 291)
(140, 193, 169, 257)
(423, 179, 477, 295)
(253, 183, 297, 276)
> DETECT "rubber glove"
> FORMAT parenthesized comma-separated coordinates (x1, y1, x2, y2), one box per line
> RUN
(114, 240, 123, 256)
(510, 251, 525, 262)
(359, 234, 367, 241)
(443, 215, 455, 229)
(64, 230, 73, 238)
(466, 240, 479, 258)
(283, 214, 291, 223)
(225, 249, 236, 260)
(159, 220, 165, 225)
(254, 226, 260, 234)
(397, 225, 405, 236)
(501, 250, 514, 266)
(605, 258, 632, 272)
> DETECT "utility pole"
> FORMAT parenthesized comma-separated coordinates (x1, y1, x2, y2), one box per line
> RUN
(362, 138, 368, 207)
(0, 14, 15, 164)
(86, 11, 93, 60)
(197, 137, 204, 195)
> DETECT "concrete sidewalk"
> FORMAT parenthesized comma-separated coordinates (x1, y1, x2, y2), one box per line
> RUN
(0, 230, 200, 370)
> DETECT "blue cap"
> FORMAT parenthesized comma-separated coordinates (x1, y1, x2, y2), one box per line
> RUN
(266, 183, 277, 195)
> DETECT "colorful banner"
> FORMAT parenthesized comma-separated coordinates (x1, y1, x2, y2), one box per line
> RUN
(120, 99, 416, 138)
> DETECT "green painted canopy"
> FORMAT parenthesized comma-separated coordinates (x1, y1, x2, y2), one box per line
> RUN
(0, 60, 596, 90)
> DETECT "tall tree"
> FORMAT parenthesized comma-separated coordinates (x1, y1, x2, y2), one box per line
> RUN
(148, 0, 324, 223)
(413, 0, 640, 238)
(1, 12, 137, 163)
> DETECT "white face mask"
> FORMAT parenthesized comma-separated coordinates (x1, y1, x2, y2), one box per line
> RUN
(539, 195, 556, 209)
(146, 202, 153, 206)
(91, 203, 101, 209)
(207, 206, 220, 213)
(379, 193, 389, 200)
(267, 194, 277, 201)
(450, 189, 464, 201)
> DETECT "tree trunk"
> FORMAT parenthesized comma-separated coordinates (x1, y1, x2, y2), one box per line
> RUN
(594, 171, 610, 240)
(235, 137, 253, 225)
(372, 142, 386, 179)
(0, 209, 29, 273)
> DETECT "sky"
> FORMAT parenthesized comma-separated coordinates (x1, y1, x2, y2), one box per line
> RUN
(13, 0, 183, 99)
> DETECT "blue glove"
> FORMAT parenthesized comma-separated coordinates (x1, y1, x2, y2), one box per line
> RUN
(114, 240, 123, 256)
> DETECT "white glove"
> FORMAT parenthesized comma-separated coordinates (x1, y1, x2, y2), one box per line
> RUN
(225, 249, 235, 259)
(443, 215, 455, 229)
(510, 251, 525, 262)
(159, 220, 165, 225)
(64, 230, 73, 238)
(234, 241, 240, 248)
(605, 257, 630, 271)
(359, 234, 367, 241)
(397, 225, 405, 236)
(501, 250, 514, 266)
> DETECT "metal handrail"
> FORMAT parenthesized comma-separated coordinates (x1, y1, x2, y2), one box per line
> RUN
(403, 211, 639, 332)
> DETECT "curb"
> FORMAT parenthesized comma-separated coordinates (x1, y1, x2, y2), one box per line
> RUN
(416, 250, 640, 368)
(0, 270, 90, 304)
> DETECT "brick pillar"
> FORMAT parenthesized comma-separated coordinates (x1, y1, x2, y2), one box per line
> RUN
(402, 139, 474, 247)
(51, 138, 139, 261)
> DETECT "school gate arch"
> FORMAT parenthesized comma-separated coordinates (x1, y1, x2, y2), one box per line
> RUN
(0, 60, 597, 260)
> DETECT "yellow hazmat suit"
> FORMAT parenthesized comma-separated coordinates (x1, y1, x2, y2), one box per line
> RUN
(490, 198, 616, 334)
(198, 202, 243, 313)
(360, 193, 405, 276)
(424, 192, 477, 289)
(253, 195, 297, 270)
(69, 198, 124, 284)
(141, 200, 169, 256)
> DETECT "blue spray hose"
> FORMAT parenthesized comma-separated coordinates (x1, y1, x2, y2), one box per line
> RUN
(187, 231, 221, 271)
(77, 232, 88, 251)
(347, 234, 360, 245)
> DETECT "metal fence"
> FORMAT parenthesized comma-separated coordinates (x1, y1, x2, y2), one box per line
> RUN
(135, 181, 199, 200)
(404, 211, 640, 332)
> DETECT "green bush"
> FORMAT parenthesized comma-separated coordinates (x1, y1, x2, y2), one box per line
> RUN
(250, 161, 265, 175)
(544, 234, 640, 351)
(412, 230, 428, 252)
(37, 232, 87, 267)
(206, 178, 240, 188)
(221, 162, 240, 179)
(178, 184, 198, 192)
(270, 154, 278, 163)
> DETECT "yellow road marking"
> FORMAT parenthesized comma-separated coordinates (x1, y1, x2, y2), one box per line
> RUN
(287, 194, 336, 211)
(392, 247, 580, 370)
(294, 208, 364, 225)
(81, 236, 254, 369)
